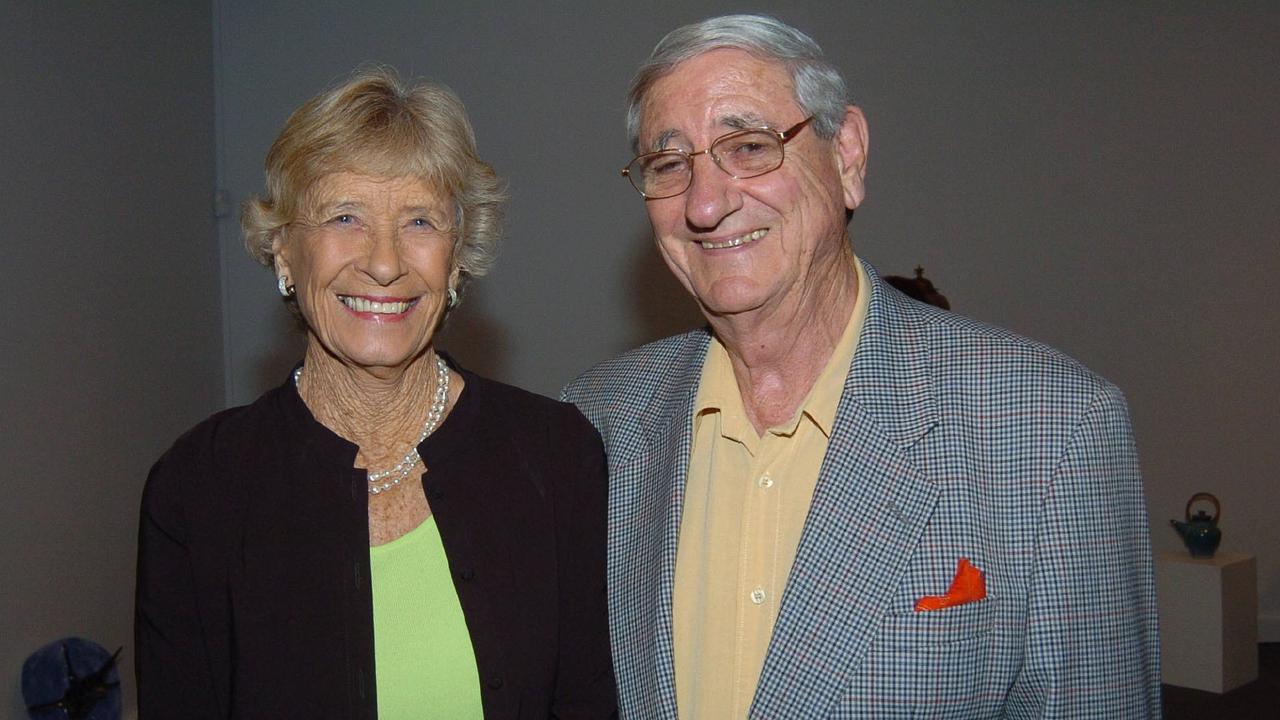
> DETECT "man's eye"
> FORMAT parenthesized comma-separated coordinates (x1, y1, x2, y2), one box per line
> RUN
(649, 158, 687, 176)
(728, 141, 767, 155)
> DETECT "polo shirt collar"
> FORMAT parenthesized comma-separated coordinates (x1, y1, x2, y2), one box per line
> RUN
(693, 256, 871, 442)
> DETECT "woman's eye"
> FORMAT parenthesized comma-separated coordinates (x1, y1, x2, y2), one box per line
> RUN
(411, 217, 434, 228)
(328, 214, 355, 225)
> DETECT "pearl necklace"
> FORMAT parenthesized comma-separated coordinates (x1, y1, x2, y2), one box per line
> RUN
(293, 355, 451, 495)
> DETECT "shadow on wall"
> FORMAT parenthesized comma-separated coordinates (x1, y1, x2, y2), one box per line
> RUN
(436, 288, 509, 381)
(625, 223, 705, 347)
(254, 301, 307, 391)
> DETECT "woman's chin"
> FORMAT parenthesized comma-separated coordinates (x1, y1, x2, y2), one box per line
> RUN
(309, 339, 434, 375)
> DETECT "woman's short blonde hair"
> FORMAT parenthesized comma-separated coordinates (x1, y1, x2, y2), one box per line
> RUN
(241, 67, 505, 299)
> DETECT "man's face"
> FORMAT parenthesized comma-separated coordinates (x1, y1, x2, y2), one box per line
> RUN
(637, 48, 867, 319)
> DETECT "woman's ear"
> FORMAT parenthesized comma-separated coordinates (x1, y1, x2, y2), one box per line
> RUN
(271, 230, 291, 279)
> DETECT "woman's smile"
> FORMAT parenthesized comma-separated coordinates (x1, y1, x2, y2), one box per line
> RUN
(338, 294, 421, 318)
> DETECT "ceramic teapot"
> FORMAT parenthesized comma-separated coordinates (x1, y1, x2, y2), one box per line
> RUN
(1170, 492, 1222, 558)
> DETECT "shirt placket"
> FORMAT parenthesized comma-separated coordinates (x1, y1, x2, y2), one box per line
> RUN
(733, 433, 785, 714)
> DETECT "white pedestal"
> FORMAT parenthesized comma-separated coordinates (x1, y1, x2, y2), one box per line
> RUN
(1156, 552, 1257, 693)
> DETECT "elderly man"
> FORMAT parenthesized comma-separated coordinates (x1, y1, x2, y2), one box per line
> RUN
(563, 14, 1160, 719)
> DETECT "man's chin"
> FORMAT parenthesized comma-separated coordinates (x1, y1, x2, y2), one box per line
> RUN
(695, 295, 771, 322)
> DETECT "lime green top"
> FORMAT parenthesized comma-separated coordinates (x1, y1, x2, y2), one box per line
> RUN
(370, 515, 484, 719)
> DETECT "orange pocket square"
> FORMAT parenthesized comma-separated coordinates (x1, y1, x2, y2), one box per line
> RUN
(914, 558, 986, 612)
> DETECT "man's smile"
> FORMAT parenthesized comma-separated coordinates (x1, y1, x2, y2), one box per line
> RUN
(698, 228, 769, 250)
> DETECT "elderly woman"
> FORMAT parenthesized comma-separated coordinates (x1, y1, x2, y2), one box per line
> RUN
(135, 69, 616, 719)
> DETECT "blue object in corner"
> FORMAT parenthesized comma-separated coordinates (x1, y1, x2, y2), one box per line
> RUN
(21, 637, 121, 720)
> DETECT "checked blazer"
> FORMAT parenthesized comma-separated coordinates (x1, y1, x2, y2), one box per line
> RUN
(562, 261, 1160, 719)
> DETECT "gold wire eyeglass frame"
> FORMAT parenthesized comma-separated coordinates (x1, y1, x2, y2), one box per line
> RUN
(620, 116, 814, 199)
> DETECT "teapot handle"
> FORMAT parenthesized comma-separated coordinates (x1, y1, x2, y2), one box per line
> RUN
(1185, 492, 1220, 522)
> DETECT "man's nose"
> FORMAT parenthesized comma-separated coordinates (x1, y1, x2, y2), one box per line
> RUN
(683, 154, 739, 230)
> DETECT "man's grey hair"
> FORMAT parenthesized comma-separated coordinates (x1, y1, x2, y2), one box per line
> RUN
(626, 14, 850, 153)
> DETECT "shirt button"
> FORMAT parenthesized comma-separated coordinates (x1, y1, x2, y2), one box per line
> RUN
(487, 676, 504, 689)
(757, 474, 774, 489)
(459, 568, 475, 581)
(750, 587, 767, 605)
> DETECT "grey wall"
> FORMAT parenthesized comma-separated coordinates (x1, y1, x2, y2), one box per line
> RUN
(1, 2, 220, 716)
(217, 0, 1280, 639)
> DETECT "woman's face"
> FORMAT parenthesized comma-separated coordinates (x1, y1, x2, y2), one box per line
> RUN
(274, 172, 457, 374)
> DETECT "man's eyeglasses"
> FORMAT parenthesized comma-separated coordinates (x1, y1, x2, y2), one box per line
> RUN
(621, 117, 814, 199)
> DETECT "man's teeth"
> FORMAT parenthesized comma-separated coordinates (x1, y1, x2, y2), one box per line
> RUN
(700, 229, 768, 250)
(341, 296, 413, 314)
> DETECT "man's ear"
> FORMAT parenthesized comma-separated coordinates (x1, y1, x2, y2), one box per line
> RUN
(834, 106, 870, 210)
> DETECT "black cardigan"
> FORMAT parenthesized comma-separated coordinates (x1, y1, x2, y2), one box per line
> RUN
(135, 361, 616, 719)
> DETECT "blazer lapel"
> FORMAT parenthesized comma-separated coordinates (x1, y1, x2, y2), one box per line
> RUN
(751, 266, 941, 717)
(609, 330, 709, 720)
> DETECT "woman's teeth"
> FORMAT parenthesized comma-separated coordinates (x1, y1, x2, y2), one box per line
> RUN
(700, 229, 768, 250)
(340, 296, 413, 314)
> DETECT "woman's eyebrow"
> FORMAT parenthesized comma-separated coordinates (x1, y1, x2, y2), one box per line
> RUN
(314, 198, 363, 213)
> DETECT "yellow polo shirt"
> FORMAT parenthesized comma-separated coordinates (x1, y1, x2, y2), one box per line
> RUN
(673, 259, 869, 719)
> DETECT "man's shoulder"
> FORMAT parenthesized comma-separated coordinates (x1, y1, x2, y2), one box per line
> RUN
(564, 329, 708, 399)
(890, 293, 1120, 404)
(561, 329, 710, 436)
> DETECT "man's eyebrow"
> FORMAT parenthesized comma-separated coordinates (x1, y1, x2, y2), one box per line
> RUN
(648, 112, 772, 151)
(653, 129, 681, 151)
(720, 112, 767, 129)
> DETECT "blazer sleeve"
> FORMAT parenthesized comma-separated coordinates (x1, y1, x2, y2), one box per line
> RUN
(135, 451, 225, 720)
(550, 411, 619, 718)
(1005, 383, 1161, 717)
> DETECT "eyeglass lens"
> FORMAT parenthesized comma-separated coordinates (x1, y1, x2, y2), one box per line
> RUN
(629, 129, 784, 198)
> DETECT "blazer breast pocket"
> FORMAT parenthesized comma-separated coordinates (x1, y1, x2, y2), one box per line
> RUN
(838, 599, 1002, 718)
(876, 596, 998, 647)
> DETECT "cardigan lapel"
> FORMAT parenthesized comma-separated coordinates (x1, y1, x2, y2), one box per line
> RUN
(751, 265, 942, 717)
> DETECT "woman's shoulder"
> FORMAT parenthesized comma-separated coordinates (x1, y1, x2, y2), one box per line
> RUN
(458, 367, 595, 436)
(144, 383, 297, 511)
(158, 385, 292, 467)
(452, 369, 607, 504)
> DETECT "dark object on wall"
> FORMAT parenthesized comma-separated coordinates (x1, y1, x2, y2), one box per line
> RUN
(884, 266, 951, 310)
(1170, 492, 1223, 558)
(22, 638, 121, 720)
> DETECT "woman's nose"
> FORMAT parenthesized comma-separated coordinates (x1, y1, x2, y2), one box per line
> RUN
(361, 228, 406, 285)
